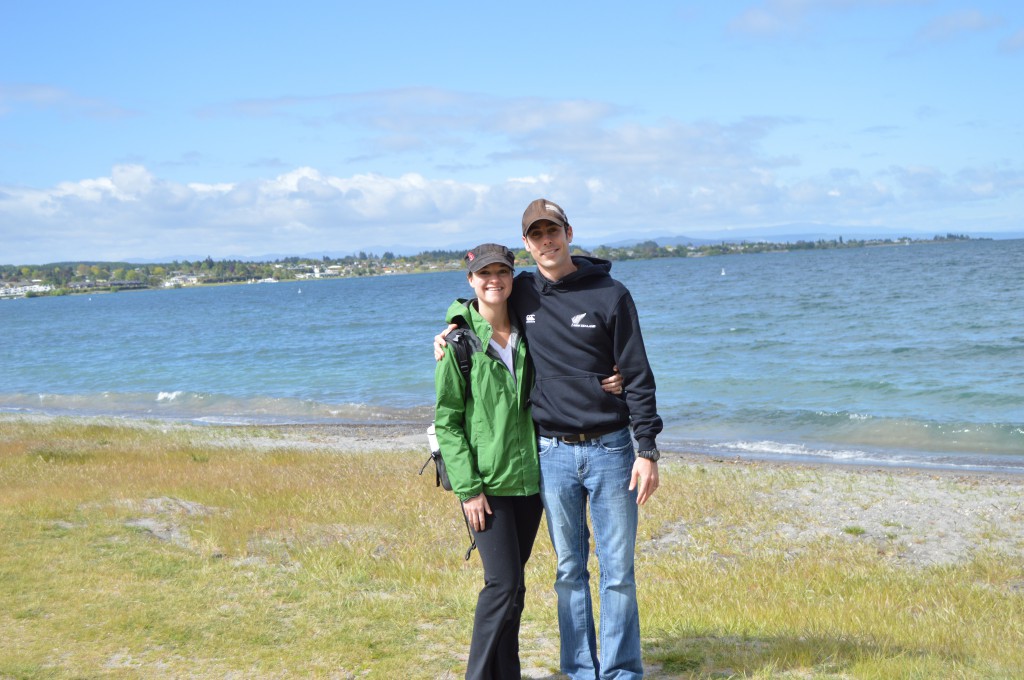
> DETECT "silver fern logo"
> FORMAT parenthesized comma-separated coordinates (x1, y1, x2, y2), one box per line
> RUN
(571, 313, 596, 328)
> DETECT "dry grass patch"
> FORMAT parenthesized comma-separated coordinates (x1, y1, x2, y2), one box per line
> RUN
(1, 417, 1023, 678)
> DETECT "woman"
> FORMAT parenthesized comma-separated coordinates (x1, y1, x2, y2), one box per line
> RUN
(434, 243, 541, 680)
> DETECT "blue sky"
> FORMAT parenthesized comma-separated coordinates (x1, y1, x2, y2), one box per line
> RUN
(2, 1, 1022, 264)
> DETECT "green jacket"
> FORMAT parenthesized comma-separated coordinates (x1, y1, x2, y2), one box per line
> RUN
(434, 298, 538, 502)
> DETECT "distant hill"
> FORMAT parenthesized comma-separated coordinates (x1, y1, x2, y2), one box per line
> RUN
(121, 225, 1022, 264)
(580, 224, 1023, 251)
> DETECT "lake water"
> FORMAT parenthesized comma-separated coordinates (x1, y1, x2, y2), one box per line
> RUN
(2, 239, 1022, 473)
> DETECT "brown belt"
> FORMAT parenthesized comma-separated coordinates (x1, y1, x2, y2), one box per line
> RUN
(551, 427, 620, 444)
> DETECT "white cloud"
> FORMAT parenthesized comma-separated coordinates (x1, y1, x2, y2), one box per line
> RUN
(916, 10, 1001, 44)
(0, 165, 496, 263)
(1000, 27, 1024, 53)
(728, 0, 920, 37)
(217, 89, 617, 136)
(210, 89, 621, 175)
(0, 84, 136, 119)
(4, 92, 1024, 264)
(4, 150, 1021, 266)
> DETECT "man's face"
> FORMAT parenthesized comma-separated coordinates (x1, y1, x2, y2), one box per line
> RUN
(522, 220, 573, 272)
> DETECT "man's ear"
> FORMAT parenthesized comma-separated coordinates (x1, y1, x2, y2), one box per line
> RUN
(566, 225, 573, 244)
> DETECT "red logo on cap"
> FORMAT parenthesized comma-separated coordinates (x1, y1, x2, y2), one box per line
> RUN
(467, 252, 475, 261)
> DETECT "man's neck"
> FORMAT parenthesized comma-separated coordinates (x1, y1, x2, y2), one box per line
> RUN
(536, 259, 578, 282)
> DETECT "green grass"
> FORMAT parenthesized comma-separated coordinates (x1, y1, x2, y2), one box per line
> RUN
(1, 417, 1022, 678)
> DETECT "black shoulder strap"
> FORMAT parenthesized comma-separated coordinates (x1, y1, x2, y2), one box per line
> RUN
(447, 324, 475, 400)
(434, 319, 477, 561)
(443, 319, 478, 560)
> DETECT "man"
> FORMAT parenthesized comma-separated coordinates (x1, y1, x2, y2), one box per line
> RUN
(439, 198, 661, 679)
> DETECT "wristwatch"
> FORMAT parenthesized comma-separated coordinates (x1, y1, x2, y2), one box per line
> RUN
(636, 449, 661, 462)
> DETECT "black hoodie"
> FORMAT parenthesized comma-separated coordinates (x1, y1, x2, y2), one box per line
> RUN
(510, 255, 662, 452)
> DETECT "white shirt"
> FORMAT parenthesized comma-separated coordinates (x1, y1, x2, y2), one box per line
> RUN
(489, 338, 516, 385)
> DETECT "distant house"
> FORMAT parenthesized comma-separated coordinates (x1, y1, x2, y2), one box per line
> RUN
(163, 275, 200, 288)
(0, 283, 54, 298)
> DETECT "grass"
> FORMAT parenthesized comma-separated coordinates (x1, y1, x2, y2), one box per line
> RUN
(1, 417, 1022, 678)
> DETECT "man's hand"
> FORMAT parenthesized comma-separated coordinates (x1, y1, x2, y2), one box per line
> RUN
(601, 365, 622, 394)
(462, 493, 492, 532)
(629, 457, 659, 505)
(434, 323, 458, 361)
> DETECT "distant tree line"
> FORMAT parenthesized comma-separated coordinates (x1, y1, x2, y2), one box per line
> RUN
(0, 233, 983, 296)
(590, 233, 978, 261)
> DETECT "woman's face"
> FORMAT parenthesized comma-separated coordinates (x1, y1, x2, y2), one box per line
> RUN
(468, 264, 513, 304)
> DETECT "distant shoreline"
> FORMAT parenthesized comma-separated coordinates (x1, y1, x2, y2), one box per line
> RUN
(1, 234, 999, 299)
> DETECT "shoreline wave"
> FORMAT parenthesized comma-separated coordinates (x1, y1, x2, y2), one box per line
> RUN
(3, 390, 1021, 474)
(0, 391, 434, 426)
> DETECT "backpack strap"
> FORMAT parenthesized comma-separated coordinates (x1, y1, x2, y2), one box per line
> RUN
(446, 324, 477, 401)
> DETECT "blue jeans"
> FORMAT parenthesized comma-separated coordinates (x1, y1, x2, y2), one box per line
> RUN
(538, 427, 642, 680)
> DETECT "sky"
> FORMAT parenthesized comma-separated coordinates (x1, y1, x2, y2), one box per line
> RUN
(2, 1, 1023, 264)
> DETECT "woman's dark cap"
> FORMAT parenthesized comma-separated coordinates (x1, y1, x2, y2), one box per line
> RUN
(465, 243, 515, 272)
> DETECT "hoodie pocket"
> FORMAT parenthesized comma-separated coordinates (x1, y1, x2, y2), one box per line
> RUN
(532, 375, 629, 430)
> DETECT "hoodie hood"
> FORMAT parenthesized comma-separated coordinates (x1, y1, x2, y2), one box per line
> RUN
(530, 255, 612, 294)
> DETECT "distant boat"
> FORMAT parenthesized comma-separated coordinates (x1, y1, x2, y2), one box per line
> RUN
(721, 268, 726, 276)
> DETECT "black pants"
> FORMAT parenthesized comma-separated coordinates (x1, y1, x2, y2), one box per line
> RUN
(465, 493, 544, 680)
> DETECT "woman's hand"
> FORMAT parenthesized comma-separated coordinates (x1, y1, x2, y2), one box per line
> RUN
(462, 494, 492, 532)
